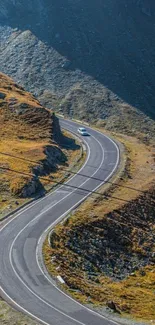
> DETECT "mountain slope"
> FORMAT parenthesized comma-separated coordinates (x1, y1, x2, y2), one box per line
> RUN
(0, 1, 155, 139)
(44, 132, 155, 322)
(0, 72, 65, 211)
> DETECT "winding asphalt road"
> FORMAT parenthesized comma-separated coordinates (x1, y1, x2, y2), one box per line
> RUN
(0, 119, 120, 325)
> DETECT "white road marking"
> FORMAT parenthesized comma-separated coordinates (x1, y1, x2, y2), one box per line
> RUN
(0, 122, 120, 325)
(36, 135, 120, 325)
(8, 133, 105, 325)
(0, 131, 91, 231)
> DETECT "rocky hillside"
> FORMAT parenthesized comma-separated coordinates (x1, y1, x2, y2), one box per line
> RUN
(0, 1, 155, 140)
(46, 185, 155, 320)
(59, 187, 155, 281)
(44, 133, 155, 321)
(0, 72, 65, 201)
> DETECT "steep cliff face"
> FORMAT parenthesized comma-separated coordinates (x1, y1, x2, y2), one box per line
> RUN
(0, 1, 155, 136)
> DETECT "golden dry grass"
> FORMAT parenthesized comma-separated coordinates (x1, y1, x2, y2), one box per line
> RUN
(73, 132, 155, 222)
(0, 73, 82, 217)
(0, 298, 38, 325)
(0, 72, 41, 106)
(43, 132, 155, 323)
(0, 73, 52, 202)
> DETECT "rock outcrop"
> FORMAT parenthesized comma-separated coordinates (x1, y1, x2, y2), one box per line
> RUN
(50, 187, 155, 280)
(0, 1, 155, 140)
(0, 72, 65, 198)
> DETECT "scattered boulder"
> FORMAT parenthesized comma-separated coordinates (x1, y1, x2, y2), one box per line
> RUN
(21, 176, 44, 198)
(0, 92, 6, 99)
(107, 301, 121, 314)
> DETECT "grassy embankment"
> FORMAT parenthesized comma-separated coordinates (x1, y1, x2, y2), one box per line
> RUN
(0, 73, 84, 218)
(43, 131, 155, 324)
(0, 73, 86, 325)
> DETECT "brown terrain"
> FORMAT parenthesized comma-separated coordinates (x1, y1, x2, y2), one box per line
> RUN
(0, 72, 81, 218)
(0, 1, 155, 324)
(0, 74, 154, 324)
(44, 132, 155, 323)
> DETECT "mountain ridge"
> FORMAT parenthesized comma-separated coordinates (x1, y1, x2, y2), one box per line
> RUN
(0, 1, 155, 140)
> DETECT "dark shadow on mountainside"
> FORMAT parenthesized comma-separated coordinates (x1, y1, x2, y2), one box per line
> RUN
(1, 0, 155, 119)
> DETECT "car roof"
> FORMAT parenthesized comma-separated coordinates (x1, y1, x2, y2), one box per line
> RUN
(79, 127, 86, 130)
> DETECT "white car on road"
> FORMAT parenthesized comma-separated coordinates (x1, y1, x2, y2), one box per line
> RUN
(77, 127, 89, 136)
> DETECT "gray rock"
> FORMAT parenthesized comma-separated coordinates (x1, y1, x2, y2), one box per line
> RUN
(0, 92, 6, 99)
(0, 0, 155, 141)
